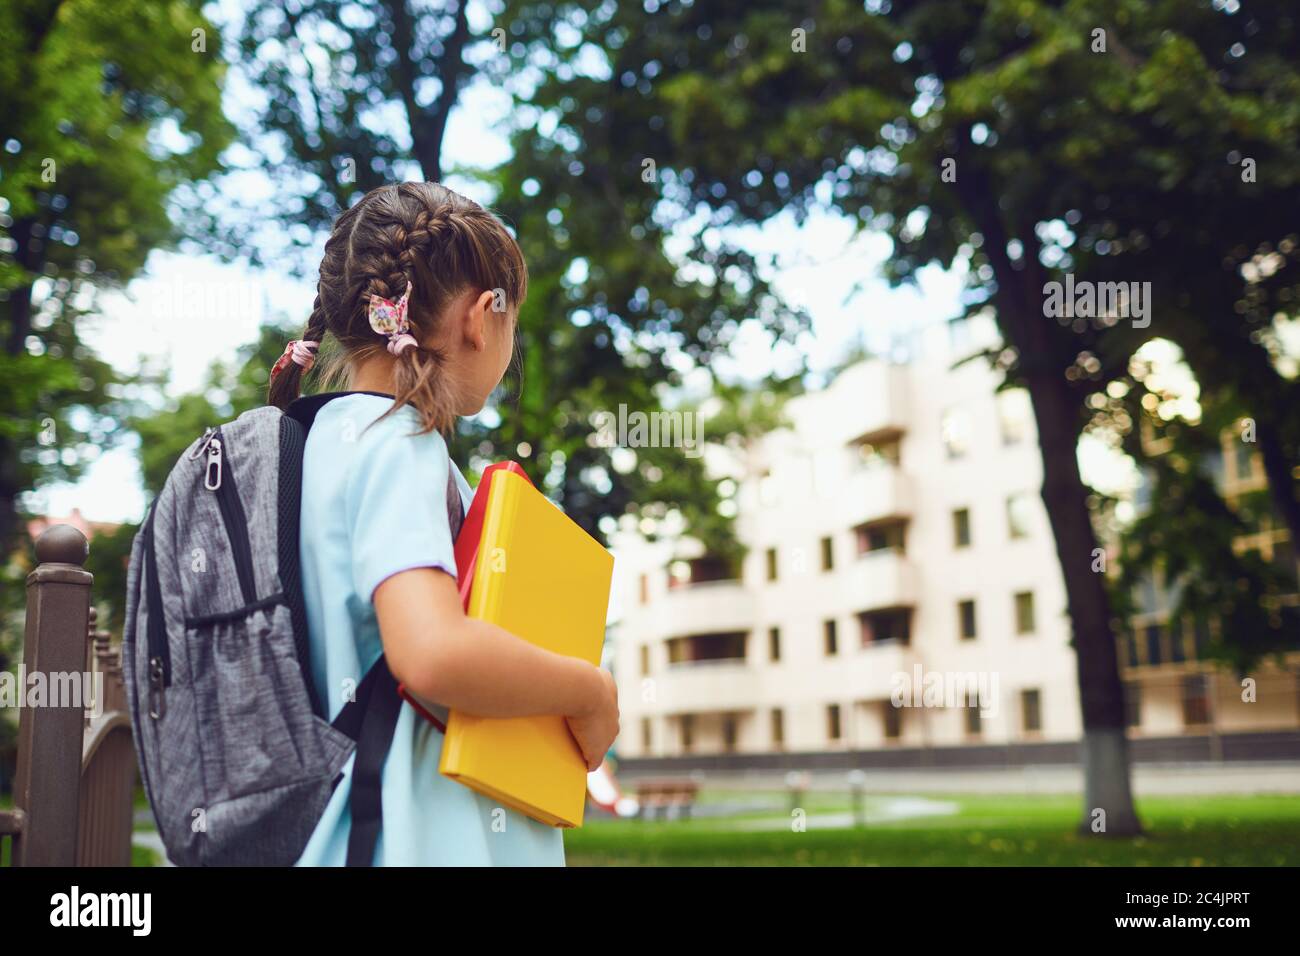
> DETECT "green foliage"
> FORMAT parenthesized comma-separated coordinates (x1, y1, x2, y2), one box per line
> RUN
(1097, 369, 1299, 670)
(85, 522, 140, 635)
(224, 1, 810, 563)
(0, 0, 233, 561)
(495, 0, 1300, 687)
(228, 0, 474, 263)
(133, 319, 299, 497)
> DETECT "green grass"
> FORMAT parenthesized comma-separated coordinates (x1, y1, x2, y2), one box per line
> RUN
(564, 791, 1300, 866)
(8, 786, 1300, 866)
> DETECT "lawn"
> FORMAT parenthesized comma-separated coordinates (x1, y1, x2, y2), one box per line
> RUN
(7, 787, 1299, 866)
(563, 791, 1300, 866)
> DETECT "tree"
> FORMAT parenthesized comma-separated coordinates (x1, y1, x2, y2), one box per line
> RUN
(0, 0, 232, 561)
(493, 0, 1300, 835)
(230, 0, 477, 263)
(228, 0, 807, 556)
(1094, 349, 1300, 673)
(492, 0, 1300, 834)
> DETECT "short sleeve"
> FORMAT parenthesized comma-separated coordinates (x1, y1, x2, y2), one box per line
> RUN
(345, 416, 458, 602)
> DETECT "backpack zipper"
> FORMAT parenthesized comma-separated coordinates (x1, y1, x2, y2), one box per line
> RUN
(144, 505, 171, 718)
(206, 429, 258, 606)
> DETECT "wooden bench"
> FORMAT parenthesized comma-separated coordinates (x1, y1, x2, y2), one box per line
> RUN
(634, 778, 700, 820)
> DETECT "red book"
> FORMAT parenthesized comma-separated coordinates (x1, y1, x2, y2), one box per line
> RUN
(397, 461, 533, 732)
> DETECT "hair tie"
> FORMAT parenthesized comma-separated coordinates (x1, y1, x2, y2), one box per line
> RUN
(368, 281, 418, 356)
(270, 339, 319, 379)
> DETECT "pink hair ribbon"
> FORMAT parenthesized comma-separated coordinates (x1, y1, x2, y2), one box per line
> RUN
(270, 339, 319, 379)
(368, 281, 418, 356)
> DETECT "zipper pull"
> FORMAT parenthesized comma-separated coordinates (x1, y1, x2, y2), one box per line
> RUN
(187, 427, 217, 460)
(204, 437, 223, 491)
(148, 656, 166, 720)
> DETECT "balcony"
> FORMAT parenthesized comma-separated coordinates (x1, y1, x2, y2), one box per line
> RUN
(655, 580, 755, 636)
(842, 640, 919, 701)
(843, 467, 914, 527)
(842, 363, 908, 445)
(655, 659, 761, 714)
(839, 550, 919, 612)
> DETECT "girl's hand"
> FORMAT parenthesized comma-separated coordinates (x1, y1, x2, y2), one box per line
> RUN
(565, 666, 620, 772)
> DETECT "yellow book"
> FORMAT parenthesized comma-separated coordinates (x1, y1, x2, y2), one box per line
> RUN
(437, 467, 614, 828)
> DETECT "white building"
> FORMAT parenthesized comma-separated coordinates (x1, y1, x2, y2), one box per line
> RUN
(609, 314, 1300, 762)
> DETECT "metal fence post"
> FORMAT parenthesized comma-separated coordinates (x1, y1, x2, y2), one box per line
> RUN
(11, 524, 92, 866)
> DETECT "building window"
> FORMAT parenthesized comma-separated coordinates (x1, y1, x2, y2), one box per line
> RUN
(958, 600, 977, 640)
(771, 708, 784, 748)
(853, 435, 901, 469)
(1192, 618, 1212, 659)
(641, 717, 652, 751)
(820, 536, 834, 571)
(1124, 681, 1141, 728)
(996, 388, 1031, 445)
(827, 704, 841, 742)
(964, 704, 982, 736)
(1007, 493, 1034, 539)
(722, 714, 738, 753)
(859, 608, 912, 646)
(1182, 675, 1211, 726)
(640, 644, 650, 676)
(1168, 619, 1186, 663)
(824, 619, 838, 656)
(1144, 624, 1163, 666)
(765, 547, 778, 581)
(1014, 591, 1036, 634)
(1124, 630, 1140, 668)
(768, 626, 781, 662)
(639, 573, 649, 604)
(854, 519, 906, 556)
(941, 408, 972, 459)
(666, 631, 747, 665)
(883, 703, 903, 740)
(680, 714, 694, 753)
(1021, 689, 1042, 734)
(953, 508, 971, 548)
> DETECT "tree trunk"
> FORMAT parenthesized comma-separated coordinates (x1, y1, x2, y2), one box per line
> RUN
(952, 151, 1142, 836)
(1024, 367, 1142, 836)
(386, 0, 471, 183)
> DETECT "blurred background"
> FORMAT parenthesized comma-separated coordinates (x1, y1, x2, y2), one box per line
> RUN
(2, 0, 1299, 865)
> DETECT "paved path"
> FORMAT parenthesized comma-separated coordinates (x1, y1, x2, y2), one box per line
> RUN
(723, 796, 961, 831)
(628, 761, 1300, 796)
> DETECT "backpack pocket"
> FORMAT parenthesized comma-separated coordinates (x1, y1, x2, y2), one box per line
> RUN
(187, 601, 342, 800)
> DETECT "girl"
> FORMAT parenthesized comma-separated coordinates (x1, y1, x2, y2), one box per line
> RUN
(267, 182, 620, 866)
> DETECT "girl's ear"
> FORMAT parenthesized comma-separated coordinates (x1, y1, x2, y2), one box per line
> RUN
(463, 289, 496, 352)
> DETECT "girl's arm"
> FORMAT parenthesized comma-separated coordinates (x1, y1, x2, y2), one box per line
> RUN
(373, 567, 618, 757)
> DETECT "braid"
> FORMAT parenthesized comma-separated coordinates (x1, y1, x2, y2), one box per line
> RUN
(270, 180, 528, 433)
(267, 291, 329, 410)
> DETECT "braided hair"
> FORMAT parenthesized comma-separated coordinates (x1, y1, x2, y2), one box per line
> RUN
(268, 182, 527, 434)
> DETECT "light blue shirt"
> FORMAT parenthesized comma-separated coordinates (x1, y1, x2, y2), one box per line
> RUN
(295, 394, 565, 866)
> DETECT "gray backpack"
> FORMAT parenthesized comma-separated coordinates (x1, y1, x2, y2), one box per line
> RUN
(123, 392, 462, 866)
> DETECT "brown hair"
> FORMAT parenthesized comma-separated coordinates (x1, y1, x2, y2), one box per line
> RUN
(268, 182, 527, 433)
